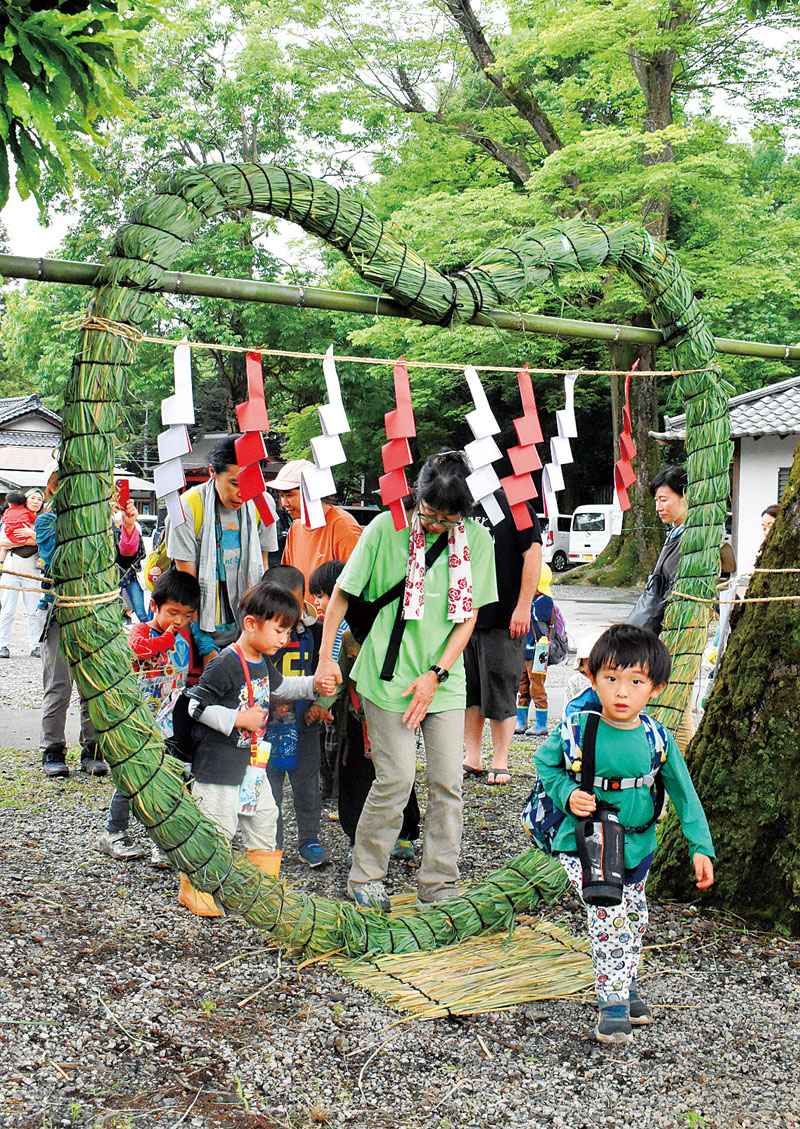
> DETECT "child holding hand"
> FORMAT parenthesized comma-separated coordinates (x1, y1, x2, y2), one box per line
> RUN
(534, 624, 714, 1045)
(186, 581, 333, 914)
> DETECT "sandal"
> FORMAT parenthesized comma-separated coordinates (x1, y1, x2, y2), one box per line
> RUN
(487, 769, 511, 786)
(462, 764, 486, 779)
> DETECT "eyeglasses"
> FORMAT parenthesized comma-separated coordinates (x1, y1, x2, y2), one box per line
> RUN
(418, 503, 463, 530)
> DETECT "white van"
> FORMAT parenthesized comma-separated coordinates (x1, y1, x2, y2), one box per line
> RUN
(537, 513, 572, 572)
(567, 504, 622, 565)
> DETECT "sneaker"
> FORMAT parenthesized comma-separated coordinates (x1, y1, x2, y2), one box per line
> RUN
(298, 839, 329, 868)
(150, 844, 171, 869)
(595, 1002, 633, 1044)
(349, 880, 391, 914)
(0, 647, 9, 659)
(415, 886, 460, 910)
(30, 646, 41, 658)
(97, 830, 146, 861)
(391, 838, 415, 860)
(629, 982, 652, 1026)
(41, 744, 69, 778)
(80, 742, 109, 777)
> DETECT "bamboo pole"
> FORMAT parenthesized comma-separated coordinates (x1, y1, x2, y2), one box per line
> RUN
(1, 252, 798, 363)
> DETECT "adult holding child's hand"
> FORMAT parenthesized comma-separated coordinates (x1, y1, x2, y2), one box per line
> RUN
(318, 450, 497, 915)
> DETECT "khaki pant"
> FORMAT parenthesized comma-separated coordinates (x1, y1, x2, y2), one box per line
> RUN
(350, 700, 465, 900)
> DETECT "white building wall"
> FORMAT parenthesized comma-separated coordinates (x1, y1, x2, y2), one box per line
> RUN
(735, 434, 798, 573)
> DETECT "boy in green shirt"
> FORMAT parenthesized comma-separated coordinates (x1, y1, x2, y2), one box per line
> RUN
(534, 624, 714, 1045)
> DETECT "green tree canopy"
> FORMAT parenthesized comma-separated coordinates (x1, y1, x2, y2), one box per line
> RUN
(0, 0, 157, 208)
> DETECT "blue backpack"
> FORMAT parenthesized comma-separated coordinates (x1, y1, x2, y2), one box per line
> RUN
(521, 711, 669, 854)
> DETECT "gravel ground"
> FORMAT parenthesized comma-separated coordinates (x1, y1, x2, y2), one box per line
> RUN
(1, 595, 798, 1129)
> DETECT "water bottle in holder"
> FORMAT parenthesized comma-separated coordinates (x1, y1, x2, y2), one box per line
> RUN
(574, 802, 625, 906)
(532, 635, 549, 673)
(572, 711, 625, 906)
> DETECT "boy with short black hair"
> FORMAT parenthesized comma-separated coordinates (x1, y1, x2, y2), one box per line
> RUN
(534, 624, 714, 1045)
(98, 569, 214, 865)
(187, 581, 330, 895)
(261, 564, 331, 869)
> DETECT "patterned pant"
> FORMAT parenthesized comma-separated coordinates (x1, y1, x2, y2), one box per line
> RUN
(559, 853, 649, 1004)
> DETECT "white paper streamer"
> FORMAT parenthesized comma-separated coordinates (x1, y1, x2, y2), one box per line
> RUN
(541, 372, 581, 522)
(302, 346, 352, 528)
(155, 341, 194, 526)
(463, 366, 504, 524)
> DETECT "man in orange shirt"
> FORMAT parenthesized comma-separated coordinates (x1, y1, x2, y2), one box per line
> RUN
(265, 460, 361, 604)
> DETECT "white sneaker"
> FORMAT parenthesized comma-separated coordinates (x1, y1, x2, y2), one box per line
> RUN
(348, 880, 391, 914)
(97, 830, 146, 861)
(150, 844, 171, 869)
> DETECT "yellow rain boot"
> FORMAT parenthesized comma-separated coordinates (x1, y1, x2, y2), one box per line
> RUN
(246, 849, 282, 877)
(178, 872, 223, 918)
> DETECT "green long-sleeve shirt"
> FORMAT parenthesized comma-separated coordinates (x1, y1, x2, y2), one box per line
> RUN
(534, 712, 715, 870)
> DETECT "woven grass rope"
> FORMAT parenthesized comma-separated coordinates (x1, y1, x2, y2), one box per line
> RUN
(56, 163, 731, 951)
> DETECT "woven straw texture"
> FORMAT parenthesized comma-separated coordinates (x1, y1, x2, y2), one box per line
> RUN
(55, 163, 731, 952)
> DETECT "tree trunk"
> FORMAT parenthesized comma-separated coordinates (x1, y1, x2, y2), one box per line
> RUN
(579, 329, 664, 585)
(650, 438, 800, 934)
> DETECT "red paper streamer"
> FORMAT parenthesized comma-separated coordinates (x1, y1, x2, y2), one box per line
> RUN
(381, 358, 416, 530)
(614, 360, 639, 512)
(233, 351, 274, 525)
(503, 366, 542, 530)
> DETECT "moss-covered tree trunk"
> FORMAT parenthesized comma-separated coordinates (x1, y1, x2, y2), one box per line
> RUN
(650, 438, 800, 934)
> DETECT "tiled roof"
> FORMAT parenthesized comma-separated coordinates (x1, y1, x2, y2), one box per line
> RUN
(653, 376, 800, 440)
(0, 431, 59, 448)
(0, 395, 62, 428)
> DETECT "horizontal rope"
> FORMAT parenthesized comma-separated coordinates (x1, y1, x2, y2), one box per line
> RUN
(0, 566, 50, 584)
(672, 590, 800, 605)
(0, 581, 121, 607)
(64, 315, 717, 378)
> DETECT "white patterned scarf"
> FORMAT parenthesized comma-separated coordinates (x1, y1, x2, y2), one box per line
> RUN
(402, 510, 473, 622)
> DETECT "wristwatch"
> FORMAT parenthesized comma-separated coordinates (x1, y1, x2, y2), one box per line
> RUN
(429, 665, 449, 683)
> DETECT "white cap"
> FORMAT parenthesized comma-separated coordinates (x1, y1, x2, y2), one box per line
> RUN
(574, 628, 606, 669)
(264, 459, 315, 491)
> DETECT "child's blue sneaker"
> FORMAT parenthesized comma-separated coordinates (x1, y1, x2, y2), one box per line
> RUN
(628, 980, 652, 1025)
(299, 839, 329, 868)
(349, 880, 390, 914)
(391, 838, 415, 860)
(595, 1001, 633, 1044)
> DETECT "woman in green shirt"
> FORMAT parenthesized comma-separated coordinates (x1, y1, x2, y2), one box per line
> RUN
(317, 451, 497, 913)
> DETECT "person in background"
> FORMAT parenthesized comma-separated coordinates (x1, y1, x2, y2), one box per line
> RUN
(627, 466, 691, 750)
(462, 491, 541, 786)
(515, 563, 559, 739)
(0, 487, 45, 658)
(167, 434, 277, 649)
(562, 629, 605, 719)
(761, 504, 779, 538)
(261, 564, 330, 869)
(36, 460, 105, 778)
(265, 459, 361, 604)
(111, 496, 150, 623)
(316, 450, 497, 915)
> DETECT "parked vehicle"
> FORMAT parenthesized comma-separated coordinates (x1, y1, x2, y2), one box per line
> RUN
(537, 512, 572, 572)
(567, 504, 622, 565)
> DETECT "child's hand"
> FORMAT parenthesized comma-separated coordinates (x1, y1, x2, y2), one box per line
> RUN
(693, 852, 714, 889)
(236, 706, 267, 732)
(568, 788, 597, 817)
(306, 705, 333, 725)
